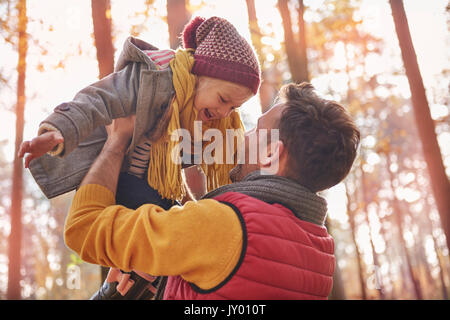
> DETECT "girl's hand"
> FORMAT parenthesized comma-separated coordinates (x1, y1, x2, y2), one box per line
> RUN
(18, 131, 64, 168)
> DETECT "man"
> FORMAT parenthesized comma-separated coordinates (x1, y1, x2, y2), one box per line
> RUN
(64, 82, 360, 299)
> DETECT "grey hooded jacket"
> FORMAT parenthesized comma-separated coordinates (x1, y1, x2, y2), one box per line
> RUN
(29, 37, 175, 199)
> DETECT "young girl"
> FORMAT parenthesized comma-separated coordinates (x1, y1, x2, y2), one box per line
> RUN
(19, 16, 260, 299)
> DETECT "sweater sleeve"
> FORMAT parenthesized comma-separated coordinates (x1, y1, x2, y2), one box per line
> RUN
(64, 184, 243, 290)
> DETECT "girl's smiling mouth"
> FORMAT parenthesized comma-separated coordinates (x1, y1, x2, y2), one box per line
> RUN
(199, 108, 215, 121)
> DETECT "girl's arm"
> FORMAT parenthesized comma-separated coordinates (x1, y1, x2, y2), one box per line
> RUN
(38, 61, 143, 157)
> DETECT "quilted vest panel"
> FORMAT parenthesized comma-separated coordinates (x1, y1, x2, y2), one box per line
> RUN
(163, 192, 335, 300)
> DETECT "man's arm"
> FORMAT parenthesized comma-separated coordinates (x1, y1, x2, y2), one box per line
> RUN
(64, 117, 243, 290)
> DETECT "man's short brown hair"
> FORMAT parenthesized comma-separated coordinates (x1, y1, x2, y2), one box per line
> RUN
(278, 82, 360, 192)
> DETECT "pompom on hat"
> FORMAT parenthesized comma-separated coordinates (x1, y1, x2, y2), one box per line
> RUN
(181, 16, 261, 94)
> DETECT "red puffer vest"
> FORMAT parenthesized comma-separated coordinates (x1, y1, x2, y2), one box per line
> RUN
(163, 192, 335, 300)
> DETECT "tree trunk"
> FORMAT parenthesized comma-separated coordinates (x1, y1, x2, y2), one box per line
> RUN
(277, 0, 307, 83)
(389, 0, 450, 251)
(296, 0, 308, 82)
(91, 0, 115, 79)
(7, 0, 28, 300)
(360, 165, 385, 299)
(167, 0, 190, 50)
(245, 0, 278, 113)
(91, 0, 115, 282)
(325, 218, 346, 300)
(345, 180, 368, 300)
(328, 255, 346, 300)
(423, 199, 449, 299)
(377, 213, 396, 299)
(410, 213, 434, 294)
(386, 154, 423, 299)
(377, 205, 399, 299)
(245, 0, 264, 67)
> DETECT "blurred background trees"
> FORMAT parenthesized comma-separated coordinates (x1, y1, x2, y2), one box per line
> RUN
(0, 0, 448, 299)
(389, 0, 450, 251)
(6, 0, 27, 300)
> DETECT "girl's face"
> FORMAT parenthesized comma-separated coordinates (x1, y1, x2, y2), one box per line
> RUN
(194, 76, 254, 122)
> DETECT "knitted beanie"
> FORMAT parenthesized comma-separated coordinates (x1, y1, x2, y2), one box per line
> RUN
(182, 16, 261, 94)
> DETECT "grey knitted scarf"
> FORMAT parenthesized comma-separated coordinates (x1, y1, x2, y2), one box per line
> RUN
(202, 170, 328, 226)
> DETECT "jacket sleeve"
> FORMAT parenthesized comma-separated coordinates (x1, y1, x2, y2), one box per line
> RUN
(41, 61, 143, 157)
(64, 184, 244, 290)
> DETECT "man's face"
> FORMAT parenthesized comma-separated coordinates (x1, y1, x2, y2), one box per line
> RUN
(229, 102, 286, 182)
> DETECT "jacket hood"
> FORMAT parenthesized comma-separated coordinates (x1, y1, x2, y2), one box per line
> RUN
(115, 37, 161, 72)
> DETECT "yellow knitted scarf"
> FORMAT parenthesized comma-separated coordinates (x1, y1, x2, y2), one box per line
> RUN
(147, 49, 245, 201)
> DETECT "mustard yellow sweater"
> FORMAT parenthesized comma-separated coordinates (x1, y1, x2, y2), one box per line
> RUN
(64, 184, 243, 290)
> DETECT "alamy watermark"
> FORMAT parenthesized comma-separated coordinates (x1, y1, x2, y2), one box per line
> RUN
(170, 121, 280, 173)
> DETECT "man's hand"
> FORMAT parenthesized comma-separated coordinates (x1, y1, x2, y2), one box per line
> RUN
(18, 131, 64, 168)
(104, 115, 136, 154)
(80, 115, 136, 194)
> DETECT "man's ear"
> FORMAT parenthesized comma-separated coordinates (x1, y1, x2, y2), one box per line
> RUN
(260, 140, 285, 174)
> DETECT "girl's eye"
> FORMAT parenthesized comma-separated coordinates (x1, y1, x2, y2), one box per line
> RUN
(219, 95, 227, 103)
